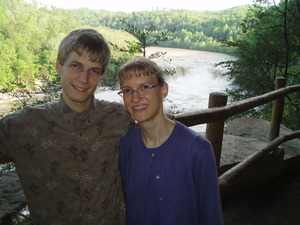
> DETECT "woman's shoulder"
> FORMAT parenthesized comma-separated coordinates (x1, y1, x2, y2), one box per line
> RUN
(174, 121, 210, 144)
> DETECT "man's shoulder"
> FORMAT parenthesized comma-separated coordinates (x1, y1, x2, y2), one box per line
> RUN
(94, 99, 127, 113)
(94, 99, 124, 107)
(93, 99, 133, 124)
(1, 101, 58, 122)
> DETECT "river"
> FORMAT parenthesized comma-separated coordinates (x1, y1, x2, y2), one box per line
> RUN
(0, 47, 235, 131)
(96, 47, 235, 131)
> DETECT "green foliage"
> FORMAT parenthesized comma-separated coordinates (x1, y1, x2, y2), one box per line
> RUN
(11, 207, 32, 225)
(219, 0, 300, 130)
(0, 0, 250, 93)
(0, 0, 80, 92)
(0, 162, 15, 173)
(119, 19, 175, 56)
(0, 34, 17, 91)
(70, 7, 249, 54)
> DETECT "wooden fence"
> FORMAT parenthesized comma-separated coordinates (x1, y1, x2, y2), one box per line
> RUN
(175, 77, 300, 199)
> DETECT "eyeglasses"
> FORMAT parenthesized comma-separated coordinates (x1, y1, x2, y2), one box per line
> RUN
(118, 84, 160, 98)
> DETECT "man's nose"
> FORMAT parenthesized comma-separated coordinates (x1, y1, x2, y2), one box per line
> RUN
(78, 70, 89, 83)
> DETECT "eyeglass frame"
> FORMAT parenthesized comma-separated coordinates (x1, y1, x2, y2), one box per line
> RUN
(117, 84, 161, 98)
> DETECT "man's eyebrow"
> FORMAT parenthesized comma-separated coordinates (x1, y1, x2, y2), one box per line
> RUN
(68, 60, 82, 64)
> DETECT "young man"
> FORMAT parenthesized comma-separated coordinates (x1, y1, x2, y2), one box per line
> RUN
(0, 29, 132, 225)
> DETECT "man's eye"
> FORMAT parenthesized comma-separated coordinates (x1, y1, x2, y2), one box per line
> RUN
(71, 64, 79, 69)
(90, 69, 100, 75)
(122, 89, 132, 94)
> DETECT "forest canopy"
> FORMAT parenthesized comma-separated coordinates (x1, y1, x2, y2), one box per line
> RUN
(0, 0, 249, 92)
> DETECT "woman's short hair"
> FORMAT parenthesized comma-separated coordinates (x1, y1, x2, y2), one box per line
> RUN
(118, 57, 165, 86)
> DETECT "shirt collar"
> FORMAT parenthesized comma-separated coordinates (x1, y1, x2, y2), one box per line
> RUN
(58, 94, 96, 126)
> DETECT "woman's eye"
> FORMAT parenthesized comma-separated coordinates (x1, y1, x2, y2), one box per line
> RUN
(141, 85, 151, 90)
(123, 89, 132, 94)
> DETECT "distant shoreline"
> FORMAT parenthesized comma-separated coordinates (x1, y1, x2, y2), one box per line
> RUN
(146, 47, 204, 57)
(146, 46, 233, 58)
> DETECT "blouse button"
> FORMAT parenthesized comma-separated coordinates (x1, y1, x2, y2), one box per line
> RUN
(156, 175, 160, 179)
(151, 153, 155, 157)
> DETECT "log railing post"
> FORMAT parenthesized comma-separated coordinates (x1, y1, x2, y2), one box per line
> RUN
(269, 77, 286, 141)
(205, 92, 228, 168)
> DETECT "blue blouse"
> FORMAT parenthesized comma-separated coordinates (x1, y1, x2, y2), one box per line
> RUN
(119, 121, 223, 225)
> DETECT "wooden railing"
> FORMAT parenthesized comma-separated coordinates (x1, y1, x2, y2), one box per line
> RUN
(174, 77, 300, 199)
(175, 79, 300, 164)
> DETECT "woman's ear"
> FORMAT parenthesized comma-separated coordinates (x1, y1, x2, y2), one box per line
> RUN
(161, 83, 169, 99)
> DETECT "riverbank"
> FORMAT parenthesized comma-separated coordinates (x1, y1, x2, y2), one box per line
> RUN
(146, 46, 208, 57)
(0, 93, 16, 116)
(146, 46, 234, 59)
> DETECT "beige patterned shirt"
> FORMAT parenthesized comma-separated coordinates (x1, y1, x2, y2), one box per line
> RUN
(0, 95, 133, 225)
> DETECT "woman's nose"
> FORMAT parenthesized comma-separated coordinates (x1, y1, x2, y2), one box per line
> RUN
(131, 91, 141, 102)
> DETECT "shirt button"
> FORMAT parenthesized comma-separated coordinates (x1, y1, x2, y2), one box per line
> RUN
(156, 175, 160, 179)
(85, 207, 89, 212)
(79, 132, 84, 136)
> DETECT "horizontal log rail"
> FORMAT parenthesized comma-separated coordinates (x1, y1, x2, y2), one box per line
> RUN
(219, 130, 300, 188)
(173, 82, 300, 200)
(175, 84, 300, 126)
(219, 130, 300, 200)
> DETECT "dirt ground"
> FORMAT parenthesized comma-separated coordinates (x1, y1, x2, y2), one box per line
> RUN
(222, 172, 300, 225)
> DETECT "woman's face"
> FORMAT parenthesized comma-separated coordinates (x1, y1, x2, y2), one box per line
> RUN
(120, 74, 168, 124)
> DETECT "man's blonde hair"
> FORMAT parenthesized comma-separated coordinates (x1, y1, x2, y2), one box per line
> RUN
(57, 28, 111, 74)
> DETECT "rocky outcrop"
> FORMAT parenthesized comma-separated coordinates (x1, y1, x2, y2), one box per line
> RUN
(0, 170, 26, 221)
(223, 117, 300, 159)
(219, 117, 300, 200)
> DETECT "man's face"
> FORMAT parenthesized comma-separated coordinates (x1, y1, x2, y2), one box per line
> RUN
(56, 51, 105, 113)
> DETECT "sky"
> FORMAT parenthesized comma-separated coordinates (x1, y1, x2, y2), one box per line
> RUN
(27, 0, 257, 12)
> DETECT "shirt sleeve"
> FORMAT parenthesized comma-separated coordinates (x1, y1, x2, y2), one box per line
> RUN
(192, 137, 224, 225)
(0, 114, 14, 161)
(118, 134, 130, 202)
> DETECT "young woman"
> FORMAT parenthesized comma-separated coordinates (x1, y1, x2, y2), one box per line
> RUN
(117, 57, 223, 225)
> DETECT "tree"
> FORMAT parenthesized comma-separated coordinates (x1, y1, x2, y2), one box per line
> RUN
(119, 19, 175, 56)
(219, 0, 300, 130)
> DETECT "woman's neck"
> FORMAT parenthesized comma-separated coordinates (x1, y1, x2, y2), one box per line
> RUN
(140, 117, 175, 148)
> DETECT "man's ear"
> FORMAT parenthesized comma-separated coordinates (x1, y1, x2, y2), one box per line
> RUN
(56, 59, 62, 75)
(98, 72, 106, 84)
(161, 82, 169, 99)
